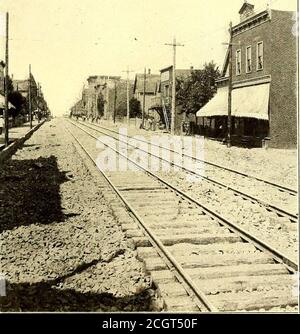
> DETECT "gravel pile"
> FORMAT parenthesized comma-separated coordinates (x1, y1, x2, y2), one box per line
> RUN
(0, 119, 158, 312)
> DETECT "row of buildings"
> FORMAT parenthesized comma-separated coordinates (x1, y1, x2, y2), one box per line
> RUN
(0, 61, 50, 123)
(71, 2, 297, 149)
(71, 67, 194, 128)
(71, 75, 131, 121)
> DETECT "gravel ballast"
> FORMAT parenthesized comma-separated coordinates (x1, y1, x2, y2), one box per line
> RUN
(99, 119, 297, 189)
(70, 119, 298, 262)
(0, 119, 158, 312)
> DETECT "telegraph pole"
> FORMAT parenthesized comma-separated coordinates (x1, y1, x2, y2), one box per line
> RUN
(122, 67, 134, 125)
(37, 83, 40, 123)
(142, 68, 146, 129)
(105, 76, 110, 120)
(126, 72, 130, 125)
(28, 64, 32, 129)
(4, 12, 9, 147)
(227, 22, 233, 148)
(165, 37, 184, 135)
(94, 85, 99, 122)
(113, 80, 117, 124)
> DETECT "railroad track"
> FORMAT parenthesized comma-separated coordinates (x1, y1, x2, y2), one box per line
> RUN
(66, 119, 298, 312)
(71, 119, 298, 224)
(76, 120, 297, 194)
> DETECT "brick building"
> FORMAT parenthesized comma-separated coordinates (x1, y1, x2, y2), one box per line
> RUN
(197, 2, 297, 148)
(87, 75, 121, 120)
(74, 75, 133, 121)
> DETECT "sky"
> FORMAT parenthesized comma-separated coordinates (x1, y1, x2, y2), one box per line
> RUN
(0, 0, 297, 116)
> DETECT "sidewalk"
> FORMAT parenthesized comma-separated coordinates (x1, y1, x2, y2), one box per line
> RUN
(0, 121, 38, 150)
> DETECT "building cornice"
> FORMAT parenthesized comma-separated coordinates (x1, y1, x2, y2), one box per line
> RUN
(160, 65, 173, 73)
(216, 76, 229, 83)
(216, 75, 271, 88)
(232, 10, 271, 36)
(232, 75, 271, 88)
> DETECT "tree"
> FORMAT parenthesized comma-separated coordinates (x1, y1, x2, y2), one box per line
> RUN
(8, 91, 26, 118)
(129, 98, 141, 118)
(6, 75, 14, 96)
(97, 92, 105, 117)
(176, 61, 220, 116)
(116, 102, 127, 118)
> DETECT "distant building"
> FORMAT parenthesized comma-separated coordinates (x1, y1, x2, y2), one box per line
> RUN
(87, 75, 121, 120)
(150, 65, 195, 133)
(78, 75, 133, 121)
(133, 70, 160, 116)
(70, 99, 84, 117)
(13, 75, 38, 99)
(197, 2, 297, 148)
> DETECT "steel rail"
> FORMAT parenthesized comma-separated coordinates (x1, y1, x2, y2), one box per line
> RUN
(72, 120, 298, 223)
(65, 124, 218, 312)
(78, 120, 297, 195)
(68, 120, 298, 272)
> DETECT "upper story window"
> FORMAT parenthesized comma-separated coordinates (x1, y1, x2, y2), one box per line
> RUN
(246, 46, 252, 73)
(236, 49, 241, 75)
(257, 42, 264, 71)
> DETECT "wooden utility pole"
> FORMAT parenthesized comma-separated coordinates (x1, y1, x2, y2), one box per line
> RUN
(141, 67, 146, 128)
(165, 37, 184, 135)
(105, 76, 110, 120)
(37, 83, 40, 123)
(227, 22, 233, 148)
(113, 80, 117, 124)
(94, 86, 98, 122)
(28, 64, 32, 129)
(122, 67, 133, 125)
(4, 12, 9, 147)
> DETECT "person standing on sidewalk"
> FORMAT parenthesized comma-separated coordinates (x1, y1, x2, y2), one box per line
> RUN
(0, 115, 4, 135)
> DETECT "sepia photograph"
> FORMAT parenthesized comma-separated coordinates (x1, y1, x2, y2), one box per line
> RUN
(0, 0, 299, 322)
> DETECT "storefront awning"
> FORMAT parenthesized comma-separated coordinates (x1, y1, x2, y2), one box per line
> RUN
(0, 94, 16, 109)
(197, 83, 270, 120)
(196, 86, 228, 117)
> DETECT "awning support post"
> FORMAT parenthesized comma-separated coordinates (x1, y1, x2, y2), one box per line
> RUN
(227, 21, 233, 148)
(4, 12, 9, 147)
